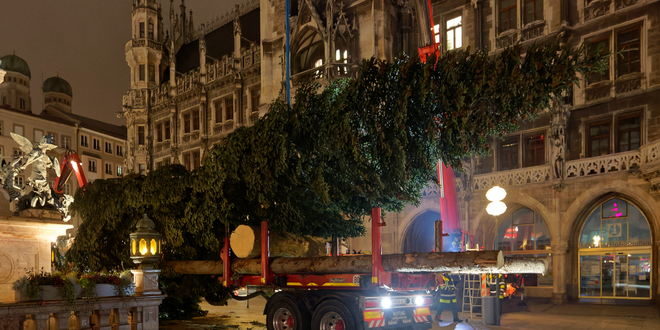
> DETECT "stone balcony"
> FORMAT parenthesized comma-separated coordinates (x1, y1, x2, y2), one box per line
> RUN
(471, 139, 660, 191)
(0, 295, 164, 330)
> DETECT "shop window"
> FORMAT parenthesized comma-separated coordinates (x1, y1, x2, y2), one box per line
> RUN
(522, 0, 543, 25)
(498, 0, 517, 33)
(587, 120, 610, 157)
(578, 198, 652, 299)
(494, 207, 552, 286)
(445, 15, 462, 50)
(523, 133, 545, 167)
(498, 136, 519, 170)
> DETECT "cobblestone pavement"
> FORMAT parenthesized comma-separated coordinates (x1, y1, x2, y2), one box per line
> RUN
(161, 298, 660, 329)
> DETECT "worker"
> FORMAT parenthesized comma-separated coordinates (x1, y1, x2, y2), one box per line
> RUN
(434, 273, 462, 323)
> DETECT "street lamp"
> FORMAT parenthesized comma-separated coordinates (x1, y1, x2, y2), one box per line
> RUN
(129, 213, 162, 266)
(486, 186, 507, 249)
(129, 214, 162, 296)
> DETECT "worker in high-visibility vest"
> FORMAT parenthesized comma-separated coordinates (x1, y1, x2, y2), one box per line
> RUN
(433, 273, 462, 323)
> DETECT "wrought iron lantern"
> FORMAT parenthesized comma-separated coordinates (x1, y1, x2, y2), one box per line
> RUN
(130, 214, 162, 266)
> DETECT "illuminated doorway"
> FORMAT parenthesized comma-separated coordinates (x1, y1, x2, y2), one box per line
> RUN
(578, 197, 652, 300)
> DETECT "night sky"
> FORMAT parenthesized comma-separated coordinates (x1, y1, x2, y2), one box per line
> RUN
(0, 0, 243, 125)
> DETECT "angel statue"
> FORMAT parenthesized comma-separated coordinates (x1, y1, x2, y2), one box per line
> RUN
(0, 133, 75, 221)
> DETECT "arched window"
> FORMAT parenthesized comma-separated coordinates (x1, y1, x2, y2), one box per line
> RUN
(294, 29, 324, 74)
(494, 207, 552, 287)
(578, 197, 652, 299)
(494, 207, 551, 252)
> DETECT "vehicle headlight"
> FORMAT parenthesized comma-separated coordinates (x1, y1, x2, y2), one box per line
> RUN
(381, 296, 392, 309)
(414, 295, 425, 306)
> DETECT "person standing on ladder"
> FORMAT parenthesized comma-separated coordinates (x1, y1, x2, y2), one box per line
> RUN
(434, 273, 462, 323)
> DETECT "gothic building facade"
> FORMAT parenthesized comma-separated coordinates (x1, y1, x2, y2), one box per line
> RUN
(121, 0, 430, 174)
(122, 0, 660, 305)
(428, 0, 660, 304)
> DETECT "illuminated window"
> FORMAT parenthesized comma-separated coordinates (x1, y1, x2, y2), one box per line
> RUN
(445, 15, 462, 50)
(578, 198, 652, 299)
(495, 208, 551, 252)
(433, 24, 441, 44)
(117, 166, 123, 176)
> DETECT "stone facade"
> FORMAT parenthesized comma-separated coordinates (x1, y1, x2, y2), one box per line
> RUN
(436, 0, 660, 304)
(122, 0, 430, 173)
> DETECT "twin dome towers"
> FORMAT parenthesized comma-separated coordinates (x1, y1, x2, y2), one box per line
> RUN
(0, 53, 74, 113)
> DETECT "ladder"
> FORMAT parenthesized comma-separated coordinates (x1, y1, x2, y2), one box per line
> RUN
(461, 274, 482, 319)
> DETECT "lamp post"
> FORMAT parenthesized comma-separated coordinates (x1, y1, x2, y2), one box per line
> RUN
(485, 186, 507, 249)
(130, 213, 162, 295)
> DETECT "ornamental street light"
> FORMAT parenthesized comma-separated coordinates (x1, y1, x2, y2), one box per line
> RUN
(485, 186, 507, 249)
(130, 213, 162, 267)
(129, 213, 163, 296)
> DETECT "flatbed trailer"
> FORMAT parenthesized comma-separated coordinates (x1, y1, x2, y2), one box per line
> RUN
(223, 207, 436, 330)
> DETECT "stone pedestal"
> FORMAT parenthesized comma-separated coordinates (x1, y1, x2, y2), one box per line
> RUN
(131, 268, 161, 296)
(0, 215, 72, 303)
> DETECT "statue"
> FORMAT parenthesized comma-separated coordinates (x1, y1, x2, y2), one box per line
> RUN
(0, 133, 75, 221)
(550, 95, 570, 180)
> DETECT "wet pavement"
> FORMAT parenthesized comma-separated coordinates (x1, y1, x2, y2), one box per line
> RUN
(161, 297, 660, 329)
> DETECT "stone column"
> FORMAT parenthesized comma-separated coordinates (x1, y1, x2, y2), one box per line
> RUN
(551, 241, 569, 304)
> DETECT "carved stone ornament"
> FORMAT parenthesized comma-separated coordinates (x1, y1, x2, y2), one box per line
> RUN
(0, 133, 75, 221)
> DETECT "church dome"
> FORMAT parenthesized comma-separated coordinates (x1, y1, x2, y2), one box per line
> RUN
(42, 76, 73, 96)
(0, 54, 31, 78)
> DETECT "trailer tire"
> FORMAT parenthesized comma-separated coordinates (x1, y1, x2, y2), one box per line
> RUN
(311, 299, 358, 330)
(266, 294, 310, 330)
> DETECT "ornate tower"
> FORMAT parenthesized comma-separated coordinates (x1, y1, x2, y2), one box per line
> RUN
(123, 0, 164, 174)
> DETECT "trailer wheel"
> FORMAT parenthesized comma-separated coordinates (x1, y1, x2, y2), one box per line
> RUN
(266, 294, 309, 330)
(311, 299, 357, 330)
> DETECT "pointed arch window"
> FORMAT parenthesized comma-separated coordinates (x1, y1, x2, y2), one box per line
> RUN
(294, 29, 325, 74)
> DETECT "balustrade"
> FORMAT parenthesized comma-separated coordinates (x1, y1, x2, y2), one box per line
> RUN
(0, 295, 164, 330)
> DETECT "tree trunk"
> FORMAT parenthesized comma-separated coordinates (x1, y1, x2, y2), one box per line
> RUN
(230, 225, 327, 258)
(164, 250, 546, 275)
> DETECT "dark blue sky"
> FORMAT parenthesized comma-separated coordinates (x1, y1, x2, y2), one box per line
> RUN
(0, 0, 242, 125)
